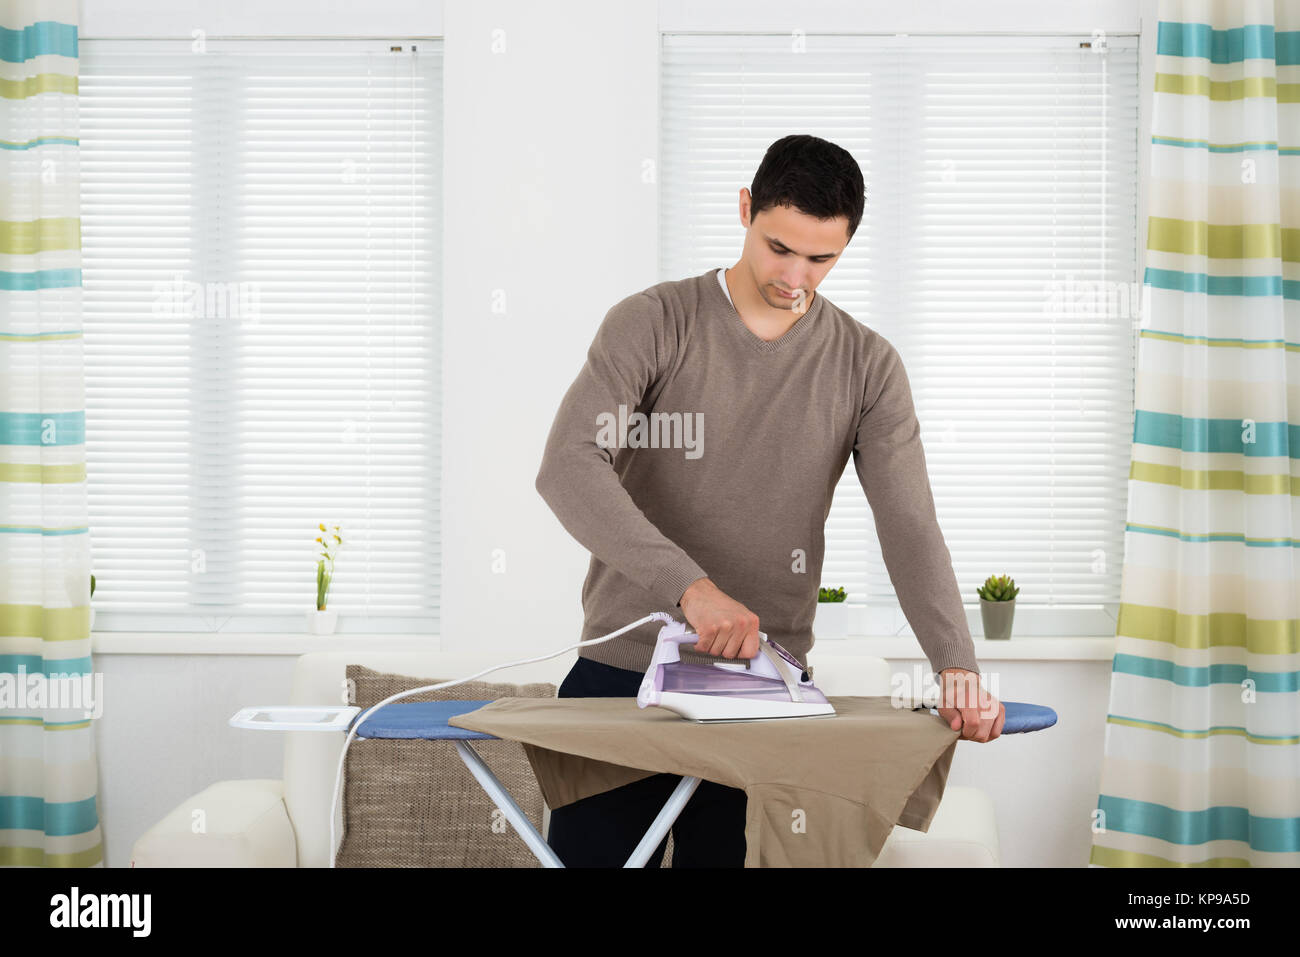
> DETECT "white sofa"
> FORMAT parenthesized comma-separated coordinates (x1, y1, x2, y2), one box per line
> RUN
(130, 648, 1000, 867)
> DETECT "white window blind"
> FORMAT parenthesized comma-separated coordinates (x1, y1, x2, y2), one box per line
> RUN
(660, 34, 1139, 637)
(80, 39, 442, 633)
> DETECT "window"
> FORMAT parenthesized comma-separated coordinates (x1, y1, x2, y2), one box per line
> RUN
(80, 39, 443, 633)
(660, 34, 1139, 636)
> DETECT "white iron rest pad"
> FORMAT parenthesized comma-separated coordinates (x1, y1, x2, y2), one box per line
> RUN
(229, 705, 360, 731)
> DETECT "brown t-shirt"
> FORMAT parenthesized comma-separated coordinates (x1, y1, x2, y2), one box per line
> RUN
(535, 268, 979, 678)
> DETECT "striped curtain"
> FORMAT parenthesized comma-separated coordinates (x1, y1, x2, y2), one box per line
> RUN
(0, 0, 102, 867)
(1090, 0, 1300, 867)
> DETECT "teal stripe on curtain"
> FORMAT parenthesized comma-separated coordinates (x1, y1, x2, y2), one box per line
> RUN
(0, 20, 77, 61)
(0, 796, 100, 835)
(0, 411, 86, 445)
(0, 135, 78, 149)
(0, 654, 95, 675)
(1112, 655, 1300, 692)
(0, 267, 83, 290)
(1131, 411, 1298, 456)
(1145, 267, 1296, 297)
(1156, 22, 1280, 61)
(1099, 796, 1300, 851)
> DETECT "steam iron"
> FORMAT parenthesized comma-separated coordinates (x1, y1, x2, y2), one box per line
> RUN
(637, 617, 836, 722)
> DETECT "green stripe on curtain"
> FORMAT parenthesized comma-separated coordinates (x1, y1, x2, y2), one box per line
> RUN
(0, 135, 78, 149)
(0, 72, 77, 98)
(1147, 217, 1288, 259)
(1129, 460, 1300, 496)
(1092, 845, 1252, 867)
(1116, 603, 1300, 654)
(0, 846, 104, 867)
(1153, 73, 1283, 100)
(0, 463, 87, 483)
(1107, 716, 1300, 745)
(1152, 135, 1284, 151)
(0, 605, 91, 641)
(0, 330, 82, 342)
(0, 217, 81, 254)
(1137, 326, 1300, 348)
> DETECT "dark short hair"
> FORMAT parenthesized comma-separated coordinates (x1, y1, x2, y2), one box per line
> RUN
(748, 134, 866, 241)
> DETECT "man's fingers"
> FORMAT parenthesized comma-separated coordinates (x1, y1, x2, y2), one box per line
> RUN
(972, 699, 1003, 742)
(938, 703, 1007, 742)
(714, 619, 735, 657)
(699, 619, 732, 657)
(990, 703, 1006, 740)
(692, 625, 715, 655)
(726, 620, 760, 659)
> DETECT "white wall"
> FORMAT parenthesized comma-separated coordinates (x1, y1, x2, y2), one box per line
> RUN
(879, 657, 1115, 867)
(81, 0, 1156, 868)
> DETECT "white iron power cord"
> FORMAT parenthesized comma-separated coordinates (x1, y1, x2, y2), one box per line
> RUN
(327, 610, 677, 867)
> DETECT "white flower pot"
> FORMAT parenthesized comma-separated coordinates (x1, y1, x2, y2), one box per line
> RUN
(306, 609, 338, 635)
(89, 608, 96, 633)
(814, 601, 850, 639)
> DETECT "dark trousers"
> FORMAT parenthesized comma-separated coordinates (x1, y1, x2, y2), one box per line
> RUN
(544, 656, 747, 867)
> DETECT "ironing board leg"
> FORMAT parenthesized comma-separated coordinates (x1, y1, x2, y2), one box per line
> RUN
(453, 740, 564, 868)
(623, 775, 701, 868)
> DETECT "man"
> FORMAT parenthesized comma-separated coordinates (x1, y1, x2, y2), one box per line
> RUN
(535, 134, 1005, 868)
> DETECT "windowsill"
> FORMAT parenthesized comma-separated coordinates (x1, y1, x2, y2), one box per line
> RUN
(92, 632, 441, 655)
(91, 631, 1116, 660)
(811, 635, 1115, 661)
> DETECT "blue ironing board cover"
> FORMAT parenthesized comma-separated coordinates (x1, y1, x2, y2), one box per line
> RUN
(353, 700, 498, 740)
(350, 699, 1056, 738)
(1001, 702, 1057, 733)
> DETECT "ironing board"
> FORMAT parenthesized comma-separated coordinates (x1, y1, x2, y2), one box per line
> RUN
(349, 698, 1057, 868)
(352, 699, 688, 867)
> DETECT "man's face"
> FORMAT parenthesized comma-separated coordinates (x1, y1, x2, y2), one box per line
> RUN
(739, 190, 848, 313)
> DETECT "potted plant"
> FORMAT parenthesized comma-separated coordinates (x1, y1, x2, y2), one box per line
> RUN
(90, 574, 96, 633)
(977, 573, 1018, 640)
(307, 524, 343, 635)
(814, 585, 849, 639)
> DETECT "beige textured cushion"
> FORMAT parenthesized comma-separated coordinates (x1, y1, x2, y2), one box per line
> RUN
(334, 665, 555, 867)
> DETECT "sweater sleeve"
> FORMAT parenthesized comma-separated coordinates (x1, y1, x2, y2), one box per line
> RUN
(852, 338, 980, 677)
(535, 291, 710, 609)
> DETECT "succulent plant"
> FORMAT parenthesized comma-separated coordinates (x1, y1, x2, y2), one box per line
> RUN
(90, 575, 96, 599)
(977, 574, 1019, 602)
(818, 586, 847, 603)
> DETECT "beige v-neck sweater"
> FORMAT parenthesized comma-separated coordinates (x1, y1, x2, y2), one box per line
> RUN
(535, 268, 980, 678)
